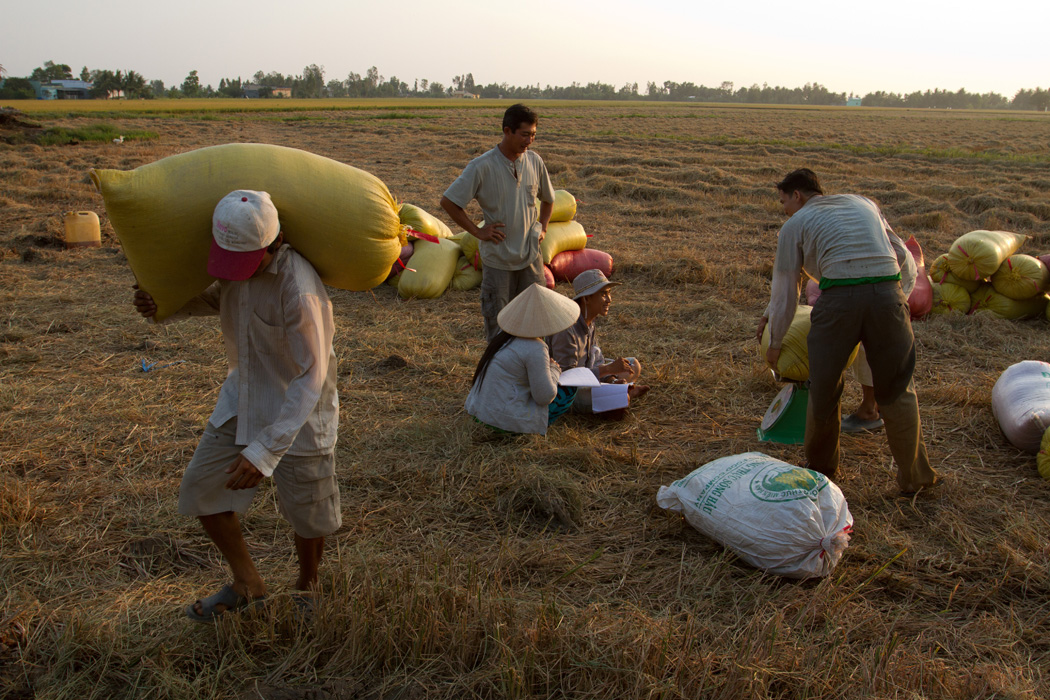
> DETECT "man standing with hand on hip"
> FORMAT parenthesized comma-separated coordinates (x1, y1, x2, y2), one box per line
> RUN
(757, 168, 940, 496)
(133, 189, 340, 621)
(441, 103, 556, 341)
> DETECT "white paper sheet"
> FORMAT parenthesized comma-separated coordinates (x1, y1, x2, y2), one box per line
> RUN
(558, 367, 601, 387)
(591, 383, 630, 412)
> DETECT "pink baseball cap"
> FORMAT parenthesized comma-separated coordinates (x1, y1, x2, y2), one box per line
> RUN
(207, 190, 280, 280)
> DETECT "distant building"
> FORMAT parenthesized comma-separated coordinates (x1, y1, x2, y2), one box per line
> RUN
(242, 83, 292, 98)
(846, 97, 862, 107)
(35, 79, 93, 100)
(452, 90, 479, 99)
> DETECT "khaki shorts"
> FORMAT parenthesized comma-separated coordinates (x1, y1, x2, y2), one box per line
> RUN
(177, 418, 341, 538)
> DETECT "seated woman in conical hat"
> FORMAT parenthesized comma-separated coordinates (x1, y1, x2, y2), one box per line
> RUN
(465, 284, 580, 435)
(546, 269, 649, 417)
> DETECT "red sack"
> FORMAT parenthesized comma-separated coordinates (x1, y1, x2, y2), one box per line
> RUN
(905, 236, 932, 320)
(543, 265, 555, 290)
(386, 242, 414, 281)
(805, 279, 821, 305)
(549, 248, 613, 283)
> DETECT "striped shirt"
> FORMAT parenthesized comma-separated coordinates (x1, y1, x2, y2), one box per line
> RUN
(167, 245, 338, 476)
(443, 146, 555, 271)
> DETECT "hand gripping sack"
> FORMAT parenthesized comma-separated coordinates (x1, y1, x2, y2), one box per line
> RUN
(548, 248, 614, 283)
(991, 254, 1049, 300)
(991, 360, 1050, 453)
(91, 143, 404, 321)
(656, 452, 853, 579)
(760, 305, 859, 382)
(904, 236, 933, 319)
(397, 237, 462, 299)
(398, 203, 453, 241)
(947, 230, 1027, 282)
(540, 220, 588, 264)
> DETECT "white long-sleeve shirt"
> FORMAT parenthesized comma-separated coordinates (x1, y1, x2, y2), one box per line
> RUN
(167, 245, 338, 476)
(465, 337, 561, 434)
(765, 194, 916, 349)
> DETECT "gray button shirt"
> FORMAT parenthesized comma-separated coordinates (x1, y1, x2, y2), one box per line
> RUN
(443, 147, 555, 271)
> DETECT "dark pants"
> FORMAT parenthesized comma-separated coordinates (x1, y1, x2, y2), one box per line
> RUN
(480, 256, 546, 342)
(805, 281, 938, 492)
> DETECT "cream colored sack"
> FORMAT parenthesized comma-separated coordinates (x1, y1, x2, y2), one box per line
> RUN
(536, 190, 577, 223)
(991, 254, 1049, 300)
(452, 231, 483, 270)
(929, 253, 981, 292)
(91, 143, 403, 321)
(1037, 427, 1050, 480)
(930, 281, 971, 314)
(971, 285, 1048, 319)
(450, 256, 483, 291)
(947, 230, 1027, 282)
(540, 220, 587, 264)
(760, 305, 858, 382)
(398, 237, 462, 299)
(398, 203, 453, 240)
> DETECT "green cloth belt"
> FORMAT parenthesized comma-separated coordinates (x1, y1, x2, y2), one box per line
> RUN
(819, 273, 901, 290)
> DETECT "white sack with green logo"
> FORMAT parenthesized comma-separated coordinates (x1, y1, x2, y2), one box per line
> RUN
(656, 452, 852, 579)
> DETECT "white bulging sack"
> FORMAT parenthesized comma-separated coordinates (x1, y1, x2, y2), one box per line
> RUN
(656, 452, 852, 579)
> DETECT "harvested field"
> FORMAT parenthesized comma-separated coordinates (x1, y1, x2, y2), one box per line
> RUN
(2, 99, 1050, 699)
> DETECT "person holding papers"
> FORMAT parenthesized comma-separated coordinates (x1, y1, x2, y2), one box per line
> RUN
(465, 284, 581, 435)
(547, 269, 650, 416)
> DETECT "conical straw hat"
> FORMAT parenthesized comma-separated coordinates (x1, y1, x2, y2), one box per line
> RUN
(497, 283, 579, 338)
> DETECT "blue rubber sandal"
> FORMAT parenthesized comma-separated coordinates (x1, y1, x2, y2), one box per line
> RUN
(841, 413, 884, 433)
(185, 584, 265, 623)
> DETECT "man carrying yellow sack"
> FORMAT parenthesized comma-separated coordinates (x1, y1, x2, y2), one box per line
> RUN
(756, 169, 940, 496)
(133, 190, 340, 621)
(440, 103, 556, 341)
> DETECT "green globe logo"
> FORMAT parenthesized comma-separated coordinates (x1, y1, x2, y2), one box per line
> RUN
(750, 464, 827, 502)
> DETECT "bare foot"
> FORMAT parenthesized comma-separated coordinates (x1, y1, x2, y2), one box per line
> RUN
(628, 384, 650, 400)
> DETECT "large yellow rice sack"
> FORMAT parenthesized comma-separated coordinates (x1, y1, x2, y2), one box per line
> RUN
(991, 254, 1049, 300)
(971, 285, 1049, 319)
(947, 230, 1027, 283)
(929, 253, 981, 292)
(1037, 427, 1050, 480)
(930, 281, 971, 314)
(540, 220, 587, 264)
(91, 143, 403, 321)
(536, 189, 577, 223)
(450, 256, 483, 291)
(397, 237, 462, 299)
(759, 305, 859, 382)
(398, 203, 453, 240)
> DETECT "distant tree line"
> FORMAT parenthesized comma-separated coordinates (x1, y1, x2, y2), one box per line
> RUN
(3, 60, 1048, 111)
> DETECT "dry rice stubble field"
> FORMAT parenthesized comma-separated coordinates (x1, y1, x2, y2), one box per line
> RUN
(1, 101, 1050, 699)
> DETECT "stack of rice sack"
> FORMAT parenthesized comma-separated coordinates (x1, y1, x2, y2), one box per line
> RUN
(390, 203, 468, 299)
(393, 190, 602, 298)
(543, 191, 615, 285)
(90, 143, 405, 321)
(991, 361, 1050, 481)
(929, 230, 1048, 320)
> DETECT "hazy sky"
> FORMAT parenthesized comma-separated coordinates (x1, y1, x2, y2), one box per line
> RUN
(3, 0, 1046, 97)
